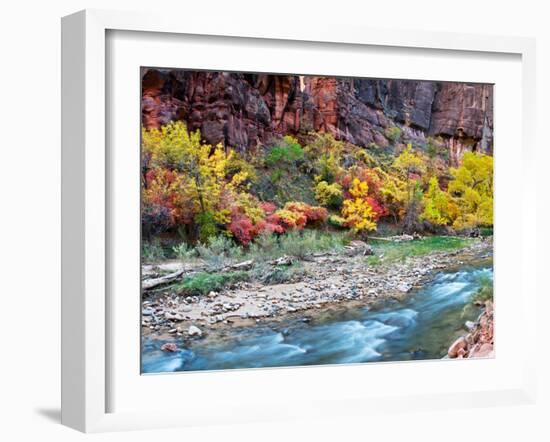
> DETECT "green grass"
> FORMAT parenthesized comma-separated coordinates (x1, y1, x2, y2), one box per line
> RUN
(174, 271, 249, 296)
(367, 236, 474, 265)
(472, 275, 493, 304)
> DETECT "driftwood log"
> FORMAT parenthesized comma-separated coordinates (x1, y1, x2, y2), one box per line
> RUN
(142, 269, 184, 291)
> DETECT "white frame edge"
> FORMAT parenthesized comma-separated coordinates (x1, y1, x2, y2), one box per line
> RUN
(61, 8, 538, 433)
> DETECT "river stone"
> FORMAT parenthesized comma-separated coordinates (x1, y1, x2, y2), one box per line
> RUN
(188, 325, 202, 337)
(397, 283, 412, 293)
(161, 342, 178, 352)
(448, 336, 468, 358)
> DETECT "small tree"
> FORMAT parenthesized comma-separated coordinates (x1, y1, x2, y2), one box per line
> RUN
(392, 144, 427, 231)
(421, 176, 452, 226)
(341, 178, 377, 236)
(448, 152, 493, 229)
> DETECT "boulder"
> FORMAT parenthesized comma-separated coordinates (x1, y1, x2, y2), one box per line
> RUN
(448, 336, 468, 358)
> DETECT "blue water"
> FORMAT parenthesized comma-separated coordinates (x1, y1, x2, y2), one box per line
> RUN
(142, 265, 492, 373)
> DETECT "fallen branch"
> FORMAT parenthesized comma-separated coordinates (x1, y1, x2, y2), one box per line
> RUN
(227, 259, 254, 270)
(269, 255, 294, 266)
(142, 269, 184, 290)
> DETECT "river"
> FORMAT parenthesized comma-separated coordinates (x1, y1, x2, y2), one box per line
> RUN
(141, 262, 493, 373)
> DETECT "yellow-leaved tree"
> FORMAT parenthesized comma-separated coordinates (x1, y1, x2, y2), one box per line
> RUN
(421, 176, 456, 226)
(392, 144, 427, 231)
(341, 178, 377, 235)
(448, 152, 493, 229)
(141, 121, 252, 241)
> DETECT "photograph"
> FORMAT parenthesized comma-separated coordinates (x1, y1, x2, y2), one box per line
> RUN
(140, 68, 494, 373)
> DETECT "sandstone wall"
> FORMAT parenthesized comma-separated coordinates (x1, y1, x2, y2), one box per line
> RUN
(141, 68, 493, 164)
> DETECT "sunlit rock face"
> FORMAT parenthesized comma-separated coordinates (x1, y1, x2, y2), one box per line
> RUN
(141, 68, 493, 163)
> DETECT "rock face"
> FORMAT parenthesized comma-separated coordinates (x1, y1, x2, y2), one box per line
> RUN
(447, 300, 494, 359)
(141, 68, 493, 164)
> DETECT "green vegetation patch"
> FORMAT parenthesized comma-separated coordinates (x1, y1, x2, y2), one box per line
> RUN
(251, 262, 307, 285)
(367, 236, 474, 265)
(175, 271, 249, 296)
(472, 275, 493, 305)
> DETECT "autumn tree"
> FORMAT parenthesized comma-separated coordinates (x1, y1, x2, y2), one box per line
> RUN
(141, 121, 252, 242)
(448, 152, 493, 229)
(341, 178, 378, 235)
(378, 169, 407, 224)
(392, 144, 427, 232)
(421, 176, 455, 226)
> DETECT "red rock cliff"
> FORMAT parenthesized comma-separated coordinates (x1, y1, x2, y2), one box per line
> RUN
(141, 68, 493, 163)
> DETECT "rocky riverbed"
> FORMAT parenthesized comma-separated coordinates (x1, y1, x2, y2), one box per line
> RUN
(142, 237, 492, 343)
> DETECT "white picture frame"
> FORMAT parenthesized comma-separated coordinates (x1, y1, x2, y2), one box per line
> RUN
(61, 9, 538, 433)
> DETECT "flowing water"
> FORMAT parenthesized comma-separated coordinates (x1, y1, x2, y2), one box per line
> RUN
(142, 263, 493, 373)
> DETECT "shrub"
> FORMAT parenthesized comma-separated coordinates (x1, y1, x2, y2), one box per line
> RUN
(275, 209, 306, 230)
(196, 211, 218, 243)
(341, 178, 378, 234)
(196, 235, 243, 270)
(472, 276, 493, 305)
(276, 202, 328, 230)
(248, 232, 280, 261)
(315, 153, 342, 184)
(176, 271, 249, 296)
(142, 240, 167, 262)
(259, 201, 277, 214)
(278, 230, 346, 259)
(265, 136, 304, 167)
(254, 214, 285, 236)
(328, 214, 347, 229)
(251, 262, 307, 285)
(141, 203, 173, 237)
(228, 198, 285, 246)
(385, 126, 402, 144)
(228, 215, 256, 246)
(172, 242, 197, 260)
(315, 181, 343, 208)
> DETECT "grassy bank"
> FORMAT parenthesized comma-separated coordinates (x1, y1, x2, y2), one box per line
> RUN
(366, 236, 475, 265)
(173, 271, 250, 296)
(145, 233, 479, 298)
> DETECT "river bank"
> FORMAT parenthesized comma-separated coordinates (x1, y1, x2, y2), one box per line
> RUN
(142, 236, 492, 343)
(142, 258, 493, 372)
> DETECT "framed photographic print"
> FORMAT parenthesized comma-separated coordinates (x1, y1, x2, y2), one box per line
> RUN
(61, 9, 538, 432)
(139, 67, 495, 374)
